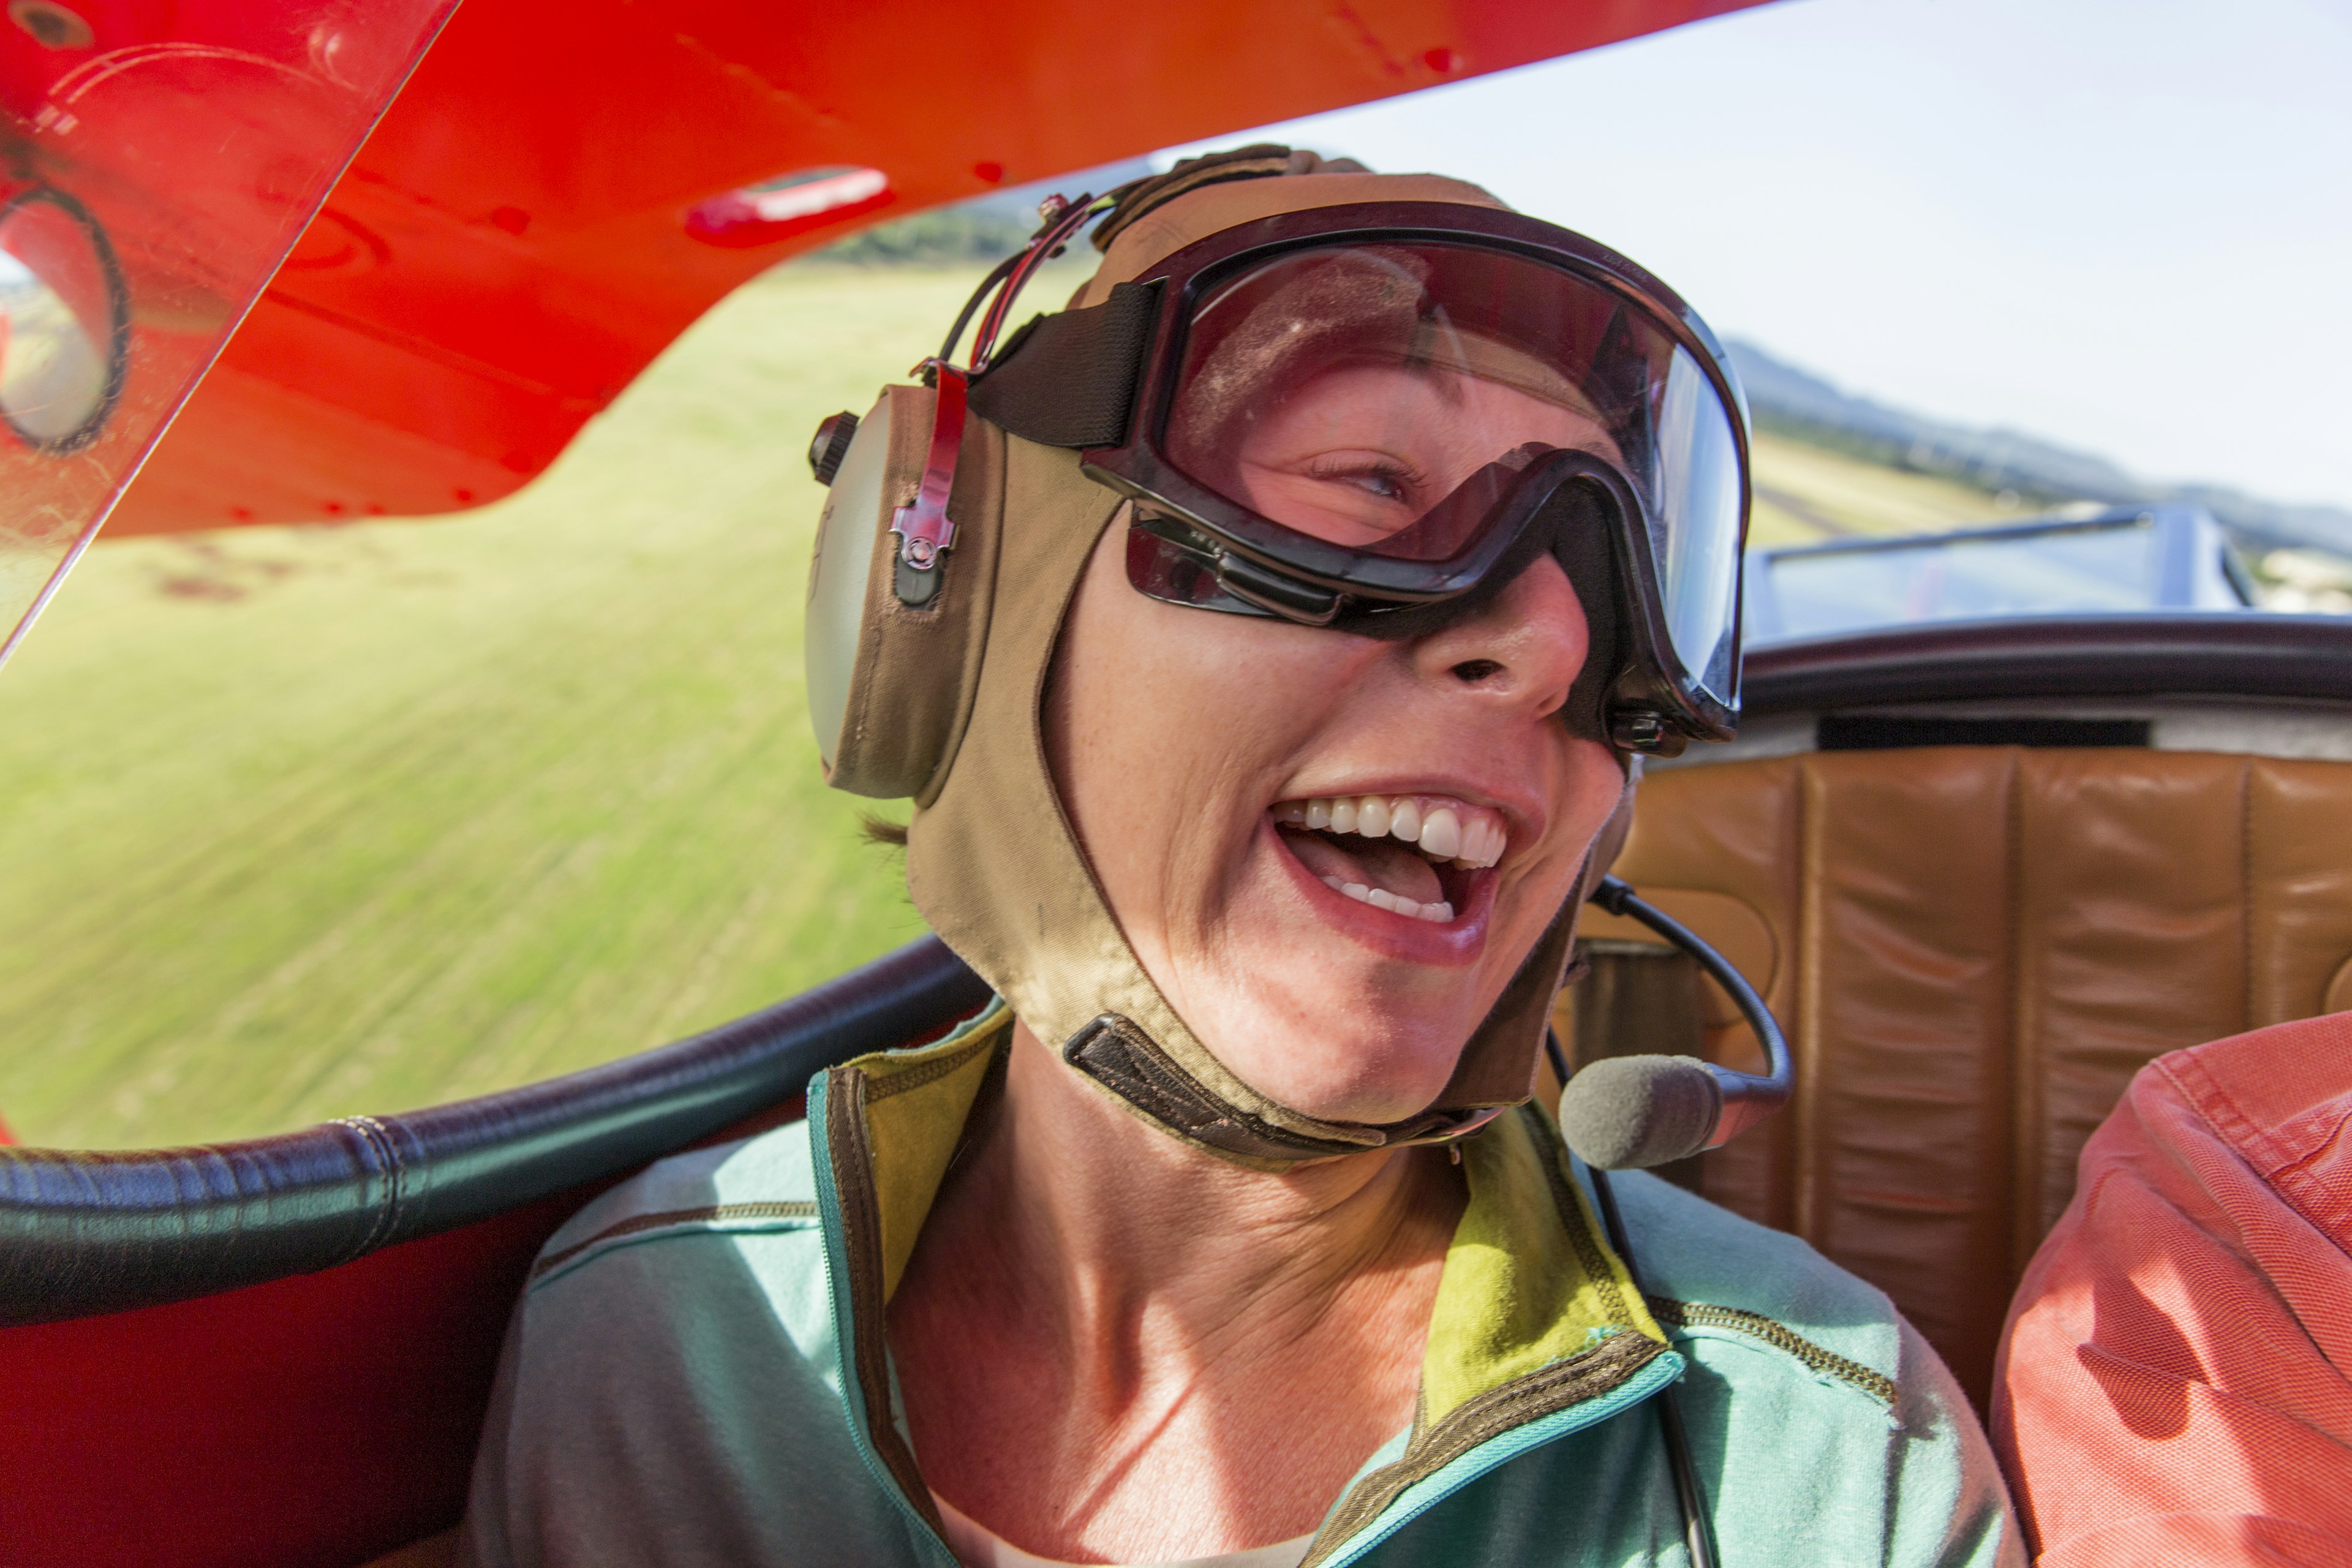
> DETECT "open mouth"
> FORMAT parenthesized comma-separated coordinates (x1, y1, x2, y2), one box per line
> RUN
(1270, 793, 1509, 925)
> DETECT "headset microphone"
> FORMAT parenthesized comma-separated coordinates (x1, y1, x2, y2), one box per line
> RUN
(1553, 875, 1794, 1170)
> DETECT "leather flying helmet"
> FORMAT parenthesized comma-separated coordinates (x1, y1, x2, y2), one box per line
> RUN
(801, 147, 1751, 1167)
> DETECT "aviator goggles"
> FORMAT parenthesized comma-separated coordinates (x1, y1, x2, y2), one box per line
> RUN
(891, 198, 1752, 755)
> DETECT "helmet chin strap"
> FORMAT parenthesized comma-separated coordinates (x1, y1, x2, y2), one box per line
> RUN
(1059, 1014, 1509, 1166)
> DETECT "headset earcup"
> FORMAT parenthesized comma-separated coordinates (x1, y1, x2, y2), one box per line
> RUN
(805, 390, 895, 776)
(804, 384, 1001, 801)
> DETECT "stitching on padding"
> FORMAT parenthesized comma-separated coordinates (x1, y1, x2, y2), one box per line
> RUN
(331, 1115, 401, 1262)
(862, 1030, 1001, 1102)
(2004, 750, 2034, 1275)
(530, 1200, 821, 1281)
(1649, 1297, 1896, 1407)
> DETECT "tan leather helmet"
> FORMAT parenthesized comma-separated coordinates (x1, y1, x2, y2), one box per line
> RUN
(803, 148, 1655, 1167)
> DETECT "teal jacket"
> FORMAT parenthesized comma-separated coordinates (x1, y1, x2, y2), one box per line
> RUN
(461, 1006, 2020, 1567)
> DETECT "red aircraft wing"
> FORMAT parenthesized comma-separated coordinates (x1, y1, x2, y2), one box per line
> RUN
(104, 0, 1766, 539)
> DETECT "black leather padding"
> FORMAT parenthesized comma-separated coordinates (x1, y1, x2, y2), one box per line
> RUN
(0, 936, 991, 1327)
(968, 281, 1160, 450)
(1740, 612, 2352, 716)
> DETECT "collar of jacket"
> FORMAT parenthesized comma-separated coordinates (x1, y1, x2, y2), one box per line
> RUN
(805, 1003, 1685, 1567)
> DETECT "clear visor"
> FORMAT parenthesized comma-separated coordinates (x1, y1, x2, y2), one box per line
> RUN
(1160, 242, 1746, 695)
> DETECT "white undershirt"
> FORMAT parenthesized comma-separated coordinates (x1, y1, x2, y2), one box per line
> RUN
(930, 1493, 1316, 1568)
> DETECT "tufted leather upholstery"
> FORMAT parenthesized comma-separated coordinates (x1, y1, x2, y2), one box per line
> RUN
(1564, 747, 2352, 1410)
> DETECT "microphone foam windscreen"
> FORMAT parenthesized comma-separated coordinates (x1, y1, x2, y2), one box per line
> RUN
(1556, 1055, 1724, 1170)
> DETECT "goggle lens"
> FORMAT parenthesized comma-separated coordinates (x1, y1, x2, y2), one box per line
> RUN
(1151, 241, 1744, 700)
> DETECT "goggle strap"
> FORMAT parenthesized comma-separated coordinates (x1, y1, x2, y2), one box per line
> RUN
(967, 280, 1160, 450)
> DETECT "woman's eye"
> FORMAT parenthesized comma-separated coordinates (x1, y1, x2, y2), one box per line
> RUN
(1306, 457, 1419, 505)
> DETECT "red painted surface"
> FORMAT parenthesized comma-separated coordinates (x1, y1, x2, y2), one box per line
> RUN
(4, 1194, 569, 1568)
(0, 1095, 809, 1568)
(106, 0, 1768, 537)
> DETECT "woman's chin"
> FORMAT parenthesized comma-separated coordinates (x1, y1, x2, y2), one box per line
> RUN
(1203, 1011, 1477, 1128)
(1163, 889, 1522, 1125)
(1290, 1082, 1455, 1128)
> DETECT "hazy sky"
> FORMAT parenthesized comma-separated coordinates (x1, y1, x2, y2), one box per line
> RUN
(1204, 0, 2352, 510)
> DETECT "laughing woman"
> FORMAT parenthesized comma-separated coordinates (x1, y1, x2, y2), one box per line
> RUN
(459, 149, 2021, 1568)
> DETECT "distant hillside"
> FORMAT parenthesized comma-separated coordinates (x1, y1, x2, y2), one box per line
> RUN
(1725, 340, 2352, 557)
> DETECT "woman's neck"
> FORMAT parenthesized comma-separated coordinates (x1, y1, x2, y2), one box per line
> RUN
(887, 1020, 1465, 1564)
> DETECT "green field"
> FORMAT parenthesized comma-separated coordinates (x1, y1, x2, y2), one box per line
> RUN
(1746, 431, 2017, 547)
(0, 264, 2010, 1151)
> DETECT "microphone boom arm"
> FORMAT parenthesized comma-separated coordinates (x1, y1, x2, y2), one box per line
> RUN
(1559, 876, 1796, 1164)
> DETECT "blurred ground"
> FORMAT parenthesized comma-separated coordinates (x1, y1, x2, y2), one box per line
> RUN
(0, 264, 2010, 1149)
(1746, 432, 2011, 546)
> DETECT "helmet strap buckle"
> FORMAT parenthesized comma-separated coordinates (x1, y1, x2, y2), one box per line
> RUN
(889, 361, 968, 606)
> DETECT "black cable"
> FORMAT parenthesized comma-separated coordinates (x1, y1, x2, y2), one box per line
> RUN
(1590, 875, 1791, 1106)
(1550, 1028, 1721, 1568)
(969, 195, 1106, 369)
(937, 252, 1025, 366)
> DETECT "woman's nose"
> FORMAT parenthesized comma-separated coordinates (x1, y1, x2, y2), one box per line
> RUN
(1409, 555, 1589, 722)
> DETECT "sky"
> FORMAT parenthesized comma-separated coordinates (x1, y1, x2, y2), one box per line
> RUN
(1194, 0, 2352, 511)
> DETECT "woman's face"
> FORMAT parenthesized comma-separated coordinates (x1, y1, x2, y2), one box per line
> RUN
(1046, 363, 1627, 1126)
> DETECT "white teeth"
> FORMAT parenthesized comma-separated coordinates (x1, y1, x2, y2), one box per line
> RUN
(1323, 875, 1454, 924)
(1418, 806, 1461, 861)
(1283, 794, 1507, 869)
(1453, 817, 1503, 870)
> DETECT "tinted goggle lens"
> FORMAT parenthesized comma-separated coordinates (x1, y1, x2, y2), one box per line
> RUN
(1138, 241, 1746, 703)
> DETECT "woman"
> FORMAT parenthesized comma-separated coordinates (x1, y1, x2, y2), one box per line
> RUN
(460, 148, 2018, 1568)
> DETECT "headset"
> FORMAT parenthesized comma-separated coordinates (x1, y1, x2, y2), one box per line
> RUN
(800, 192, 1115, 802)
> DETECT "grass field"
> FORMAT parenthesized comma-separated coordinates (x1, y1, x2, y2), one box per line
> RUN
(0, 264, 2008, 1150)
(1746, 431, 2015, 547)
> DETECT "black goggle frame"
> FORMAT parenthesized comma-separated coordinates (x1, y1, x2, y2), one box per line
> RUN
(1119, 448, 1735, 753)
(1069, 203, 1752, 753)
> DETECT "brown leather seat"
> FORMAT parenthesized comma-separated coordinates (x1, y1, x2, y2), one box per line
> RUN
(1560, 747, 2352, 1409)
